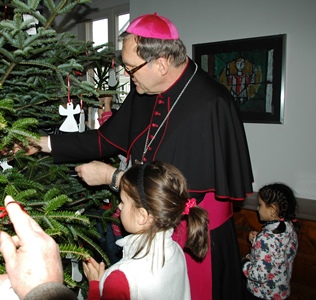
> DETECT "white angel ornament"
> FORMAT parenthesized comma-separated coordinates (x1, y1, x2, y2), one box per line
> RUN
(0, 159, 13, 171)
(59, 102, 80, 132)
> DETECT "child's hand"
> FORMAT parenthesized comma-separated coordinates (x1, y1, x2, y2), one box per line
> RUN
(83, 257, 106, 282)
(98, 96, 113, 117)
(248, 231, 258, 243)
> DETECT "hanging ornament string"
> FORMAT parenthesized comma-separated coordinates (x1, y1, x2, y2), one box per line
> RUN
(0, 207, 8, 218)
(68, 75, 71, 104)
(141, 62, 198, 162)
(86, 50, 89, 69)
(2, 5, 7, 21)
(0, 206, 9, 230)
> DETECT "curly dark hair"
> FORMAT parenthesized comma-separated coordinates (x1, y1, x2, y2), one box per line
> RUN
(259, 183, 299, 233)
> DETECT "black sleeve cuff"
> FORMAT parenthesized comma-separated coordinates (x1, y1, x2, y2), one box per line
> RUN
(24, 282, 77, 300)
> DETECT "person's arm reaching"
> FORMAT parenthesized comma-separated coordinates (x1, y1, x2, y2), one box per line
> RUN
(37, 136, 51, 153)
(75, 162, 123, 187)
(0, 196, 77, 300)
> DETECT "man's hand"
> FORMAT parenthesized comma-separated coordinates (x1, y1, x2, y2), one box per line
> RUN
(25, 136, 51, 154)
(0, 196, 63, 299)
(75, 161, 117, 186)
(9, 136, 51, 156)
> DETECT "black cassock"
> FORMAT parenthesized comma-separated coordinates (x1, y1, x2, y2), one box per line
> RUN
(52, 58, 253, 201)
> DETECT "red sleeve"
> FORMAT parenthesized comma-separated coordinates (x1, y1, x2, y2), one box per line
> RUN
(98, 111, 113, 126)
(102, 270, 130, 300)
(87, 280, 101, 300)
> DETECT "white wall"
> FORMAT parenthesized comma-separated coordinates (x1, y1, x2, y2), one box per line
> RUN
(129, 0, 316, 200)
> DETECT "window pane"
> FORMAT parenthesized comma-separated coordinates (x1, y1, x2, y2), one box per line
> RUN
(117, 13, 129, 50)
(87, 18, 109, 129)
(85, 8, 130, 129)
(116, 13, 131, 104)
(92, 18, 108, 46)
(118, 13, 129, 34)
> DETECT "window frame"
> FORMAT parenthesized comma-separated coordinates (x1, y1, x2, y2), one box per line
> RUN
(76, 4, 129, 49)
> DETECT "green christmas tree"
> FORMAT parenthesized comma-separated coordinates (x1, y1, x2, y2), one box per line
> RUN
(0, 0, 123, 295)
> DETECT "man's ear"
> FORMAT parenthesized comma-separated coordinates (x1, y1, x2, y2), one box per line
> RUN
(156, 58, 169, 76)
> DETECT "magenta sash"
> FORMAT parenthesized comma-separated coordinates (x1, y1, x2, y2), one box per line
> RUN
(173, 192, 233, 300)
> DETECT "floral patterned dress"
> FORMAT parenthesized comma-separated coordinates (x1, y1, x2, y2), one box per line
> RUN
(242, 221, 298, 299)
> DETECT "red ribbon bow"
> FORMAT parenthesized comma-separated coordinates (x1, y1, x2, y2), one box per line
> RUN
(183, 198, 196, 215)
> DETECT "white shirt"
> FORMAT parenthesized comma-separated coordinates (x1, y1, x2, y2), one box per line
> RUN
(100, 229, 191, 300)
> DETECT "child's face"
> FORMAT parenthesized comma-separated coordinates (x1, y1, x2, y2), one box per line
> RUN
(257, 197, 277, 222)
(118, 190, 143, 234)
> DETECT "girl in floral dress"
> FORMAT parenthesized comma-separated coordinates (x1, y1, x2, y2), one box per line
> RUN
(242, 183, 299, 300)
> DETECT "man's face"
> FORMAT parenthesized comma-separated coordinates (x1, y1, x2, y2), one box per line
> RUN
(121, 36, 161, 95)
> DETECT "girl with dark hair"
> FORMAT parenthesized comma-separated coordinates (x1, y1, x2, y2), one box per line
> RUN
(83, 161, 209, 300)
(242, 183, 299, 300)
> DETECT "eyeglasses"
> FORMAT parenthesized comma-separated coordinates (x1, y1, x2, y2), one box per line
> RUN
(122, 61, 148, 77)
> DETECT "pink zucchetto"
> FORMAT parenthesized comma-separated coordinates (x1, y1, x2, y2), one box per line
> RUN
(126, 12, 179, 40)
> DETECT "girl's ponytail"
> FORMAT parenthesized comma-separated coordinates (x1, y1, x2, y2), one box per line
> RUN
(183, 199, 209, 261)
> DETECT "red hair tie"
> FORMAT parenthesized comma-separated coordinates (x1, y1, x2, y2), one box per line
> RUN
(183, 198, 196, 215)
